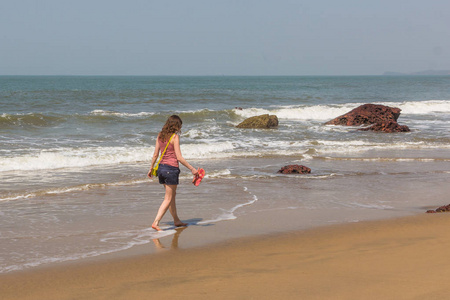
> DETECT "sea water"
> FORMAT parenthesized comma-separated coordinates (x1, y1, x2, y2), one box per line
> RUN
(1, 76, 449, 273)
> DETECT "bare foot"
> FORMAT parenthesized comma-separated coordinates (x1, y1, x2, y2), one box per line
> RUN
(174, 222, 188, 227)
(152, 223, 162, 231)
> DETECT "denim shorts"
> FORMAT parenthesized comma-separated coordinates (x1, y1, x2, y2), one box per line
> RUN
(157, 164, 180, 185)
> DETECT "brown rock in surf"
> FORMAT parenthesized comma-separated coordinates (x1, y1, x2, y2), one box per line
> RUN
(325, 103, 410, 133)
(277, 165, 311, 174)
(236, 114, 278, 129)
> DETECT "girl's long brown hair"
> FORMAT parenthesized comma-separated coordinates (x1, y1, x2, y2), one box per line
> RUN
(159, 115, 182, 142)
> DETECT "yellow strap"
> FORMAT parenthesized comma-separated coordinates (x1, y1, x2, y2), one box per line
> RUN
(156, 133, 175, 165)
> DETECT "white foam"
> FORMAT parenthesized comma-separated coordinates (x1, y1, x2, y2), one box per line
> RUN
(235, 104, 357, 121)
(90, 110, 154, 117)
(185, 142, 235, 157)
(314, 140, 450, 154)
(348, 202, 394, 210)
(100, 227, 176, 243)
(183, 129, 210, 139)
(234, 107, 272, 118)
(0, 146, 149, 171)
(314, 140, 372, 146)
(206, 169, 232, 178)
(0, 142, 235, 172)
(2, 137, 448, 173)
(0, 179, 149, 202)
(394, 100, 450, 115)
(178, 108, 214, 114)
(0, 227, 175, 273)
(234, 100, 450, 122)
(198, 186, 258, 225)
(320, 157, 449, 162)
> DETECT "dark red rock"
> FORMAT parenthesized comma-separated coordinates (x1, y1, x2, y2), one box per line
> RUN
(325, 104, 401, 126)
(277, 165, 311, 174)
(359, 121, 410, 133)
(436, 205, 450, 212)
(426, 204, 450, 213)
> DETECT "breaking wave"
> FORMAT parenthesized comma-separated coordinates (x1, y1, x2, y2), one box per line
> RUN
(2, 100, 448, 129)
(233, 100, 450, 121)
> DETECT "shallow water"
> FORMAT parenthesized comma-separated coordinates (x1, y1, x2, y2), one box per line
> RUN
(1, 76, 449, 273)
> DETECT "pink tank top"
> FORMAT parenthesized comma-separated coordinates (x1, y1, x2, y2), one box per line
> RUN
(158, 136, 179, 168)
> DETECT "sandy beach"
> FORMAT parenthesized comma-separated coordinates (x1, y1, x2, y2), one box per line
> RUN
(2, 212, 450, 300)
(2, 76, 449, 299)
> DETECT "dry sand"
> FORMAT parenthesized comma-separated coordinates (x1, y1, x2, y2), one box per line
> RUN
(2, 213, 450, 300)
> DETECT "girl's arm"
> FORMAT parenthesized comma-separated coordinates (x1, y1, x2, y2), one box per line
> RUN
(173, 134, 198, 176)
(148, 137, 161, 178)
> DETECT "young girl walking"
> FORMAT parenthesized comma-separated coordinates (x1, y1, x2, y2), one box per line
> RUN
(148, 115, 199, 231)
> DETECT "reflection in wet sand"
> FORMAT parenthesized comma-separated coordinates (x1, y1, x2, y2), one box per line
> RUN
(152, 227, 187, 251)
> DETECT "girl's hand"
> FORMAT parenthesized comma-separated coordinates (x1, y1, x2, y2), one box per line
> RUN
(191, 168, 199, 176)
(147, 169, 153, 178)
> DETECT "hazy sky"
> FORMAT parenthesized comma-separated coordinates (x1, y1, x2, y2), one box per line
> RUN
(1, 0, 449, 75)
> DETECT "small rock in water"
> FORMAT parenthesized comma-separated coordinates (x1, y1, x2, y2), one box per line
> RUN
(277, 165, 311, 174)
(426, 204, 450, 213)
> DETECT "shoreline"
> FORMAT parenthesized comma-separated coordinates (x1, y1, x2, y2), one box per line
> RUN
(3, 153, 448, 275)
(2, 212, 450, 299)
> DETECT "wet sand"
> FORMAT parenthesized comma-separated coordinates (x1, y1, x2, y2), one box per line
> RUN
(2, 213, 450, 300)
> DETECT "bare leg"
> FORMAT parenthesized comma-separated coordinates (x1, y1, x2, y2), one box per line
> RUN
(167, 188, 187, 227)
(152, 184, 177, 231)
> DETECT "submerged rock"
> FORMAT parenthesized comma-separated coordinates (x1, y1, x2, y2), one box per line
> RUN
(325, 104, 401, 126)
(426, 204, 450, 213)
(236, 114, 278, 129)
(277, 165, 311, 174)
(359, 121, 410, 133)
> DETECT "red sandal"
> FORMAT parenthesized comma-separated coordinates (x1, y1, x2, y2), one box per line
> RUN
(192, 168, 205, 186)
